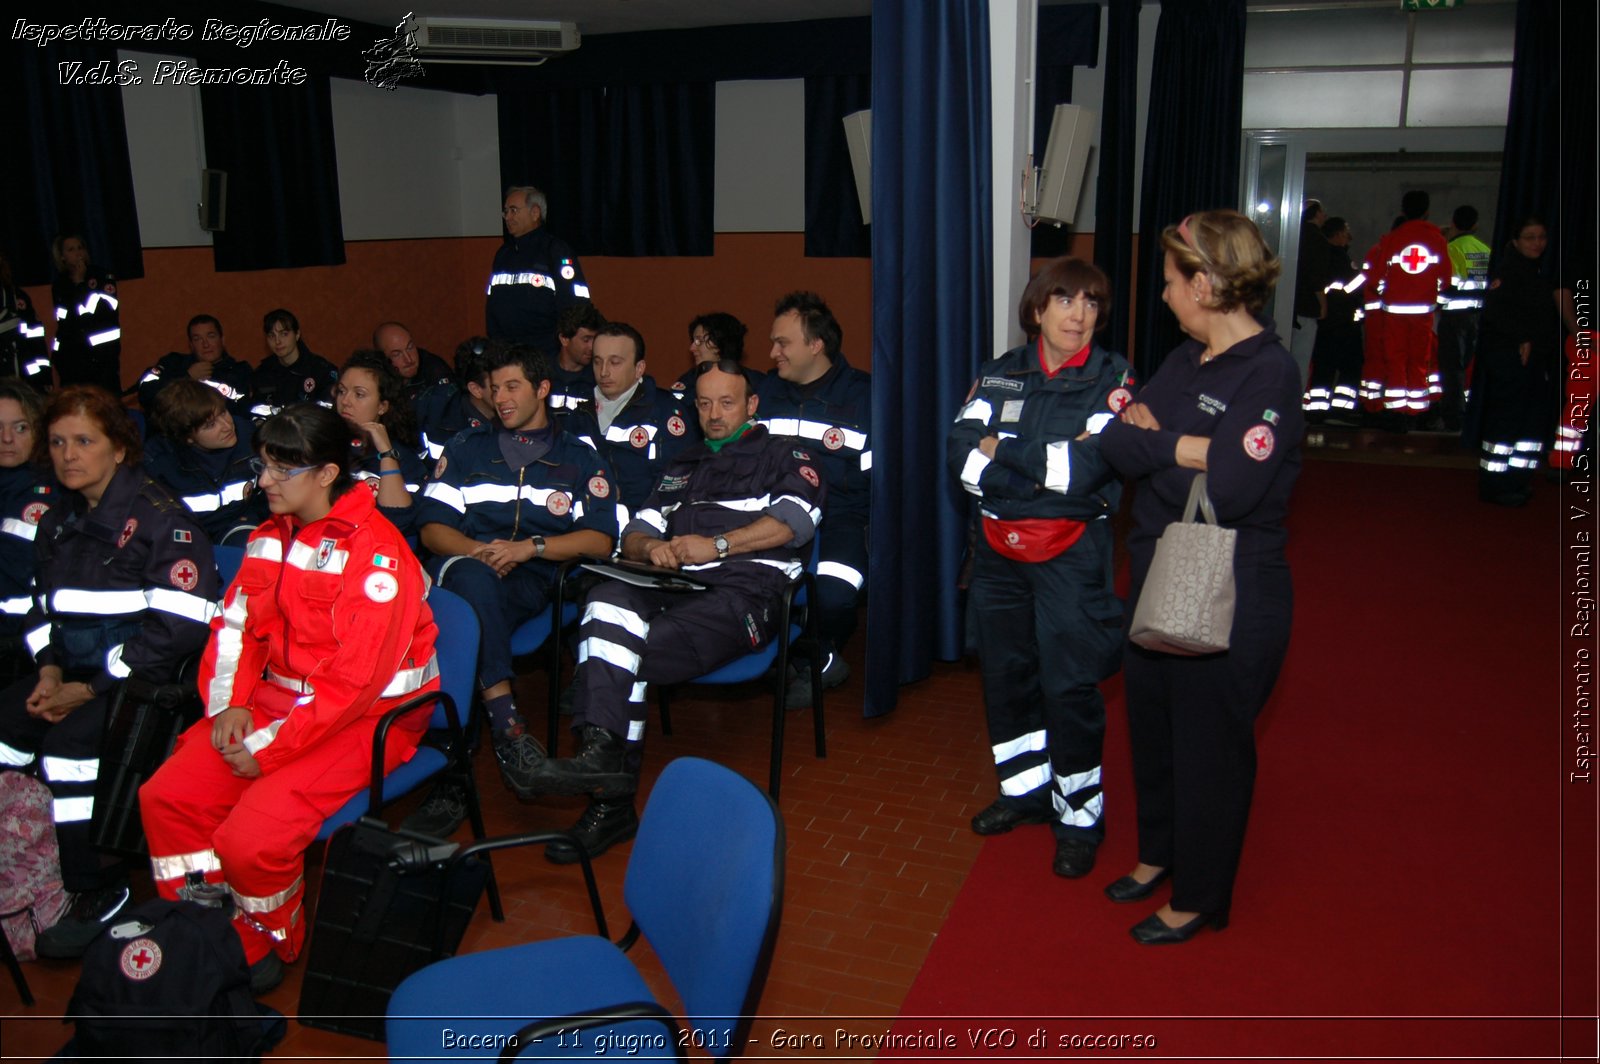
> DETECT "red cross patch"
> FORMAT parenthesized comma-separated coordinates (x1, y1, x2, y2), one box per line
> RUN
(1107, 387, 1133, 413)
(21, 502, 48, 524)
(117, 518, 138, 548)
(547, 491, 571, 517)
(1398, 243, 1434, 275)
(666, 415, 686, 437)
(169, 560, 200, 590)
(629, 426, 650, 449)
(1243, 424, 1275, 461)
(120, 938, 162, 981)
(1005, 530, 1021, 547)
(822, 427, 846, 451)
(798, 465, 820, 488)
(303, 377, 317, 393)
(588, 475, 610, 499)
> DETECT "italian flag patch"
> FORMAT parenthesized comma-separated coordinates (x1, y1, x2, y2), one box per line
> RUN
(373, 553, 400, 571)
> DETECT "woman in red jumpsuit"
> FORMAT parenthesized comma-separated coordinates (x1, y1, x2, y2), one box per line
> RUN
(140, 404, 439, 992)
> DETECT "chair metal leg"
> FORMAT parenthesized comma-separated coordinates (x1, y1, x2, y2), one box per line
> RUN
(768, 640, 790, 799)
(0, 915, 34, 1005)
(460, 762, 504, 923)
(810, 647, 827, 759)
(657, 687, 674, 736)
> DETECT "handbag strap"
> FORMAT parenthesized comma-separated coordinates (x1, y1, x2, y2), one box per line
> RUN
(1182, 473, 1220, 526)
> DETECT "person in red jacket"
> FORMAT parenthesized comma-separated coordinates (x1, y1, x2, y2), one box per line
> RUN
(1363, 191, 1450, 426)
(140, 404, 439, 993)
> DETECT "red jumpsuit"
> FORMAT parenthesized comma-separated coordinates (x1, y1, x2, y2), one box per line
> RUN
(140, 488, 438, 963)
(1364, 220, 1450, 414)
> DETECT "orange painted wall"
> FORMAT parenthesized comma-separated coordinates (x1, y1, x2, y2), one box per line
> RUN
(23, 232, 873, 392)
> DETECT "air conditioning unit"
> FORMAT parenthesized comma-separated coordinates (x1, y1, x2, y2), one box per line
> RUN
(405, 17, 580, 65)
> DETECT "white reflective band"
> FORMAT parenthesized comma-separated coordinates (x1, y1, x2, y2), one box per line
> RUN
(1383, 303, 1434, 315)
(150, 848, 222, 882)
(51, 588, 148, 614)
(243, 718, 284, 754)
(56, 307, 67, 320)
(578, 636, 642, 675)
(0, 595, 31, 615)
(182, 492, 222, 513)
(860, 450, 872, 472)
(1303, 398, 1330, 412)
(1000, 763, 1051, 797)
(1043, 440, 1073, 493)
(140, 371, 160, 384)
(24, 357, 50, 374)
(202, 379, 244, 401)
(87, 328, 121, 346)
(758, 417, 869, 451)
(423, 437, 444, 459)
(1442, 298, 1481, 311)
(711, 495, 778, 513)
(549, 394, 583, 410)
(250, 404, 278, 418)
(634, 508, 668, 534)
(959, 449, 990, 496)
(992, 729, 1046, 764)
(422, 481, 467, 513)
(458, 483, 569, 509)
(605, 423, 657, 444)
(1085, 412, 1114, 435)
(83, 291, 119, 313)
(1509, 456, 1539, 469)
(147, 587, 218, 624)
(489, 270, 556, 291)
(0, 740, 35, 767)
(956, 398, 993, 423)
(231, 875, 303, 914)
(286, 540, 348, 573)
(1513, 440, 1542, 452)
(584, 600, 650, 639)
(1481, 458, 1509, 472)
(816, 560, 864, 590)
(383, 655, 440, 698)
(626, 718, 646, 741)
(106, 643, 131, 678)
(41, 755, 98, 782)
(23, 325, 46, 339)
(207, 591, 248, 718)
(1052, 790, 1104, 827)
(573, 283, 591, 299)
(25, 623, 50, 657)
(1056, 765, 1102, 795)
(629, 681, 647, 704)
(246, 537, 284, 562)
(53, 796, 94, 823)
(1488, 443, 1514, 455)
(1, 517, 38, 541)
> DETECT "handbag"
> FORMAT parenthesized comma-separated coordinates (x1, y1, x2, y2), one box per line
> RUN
(1129, 473, 1236, 655)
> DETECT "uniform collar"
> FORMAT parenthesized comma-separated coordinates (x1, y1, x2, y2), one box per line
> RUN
(276, 481, 375, 541)
(78, 464, 145, 543)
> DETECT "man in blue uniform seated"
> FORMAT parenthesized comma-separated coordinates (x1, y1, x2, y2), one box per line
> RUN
(514, 361, 825, 861)
(416, 344, 619, 800)
(416, 336, 500, 461)
(755, 292, 871, 706)
(564, 322, 700, 524)
(376, 321, 454, 405)
(548, 300, 604, 414)
(486, 184, 591, 354)
(137, 314, 254, 415)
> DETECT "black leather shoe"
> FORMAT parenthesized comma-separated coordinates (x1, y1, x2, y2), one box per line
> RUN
(1129, 910, 1228, 945)
(35, 882, 130, 959)
(546, 797, 640, 865)
(249, 951, 285, 995)
(517, 725, 634, 797)
(1051, 837, 1098, 878)
(970, 800, 1053, 836)
(1103, 868, 1171, 903)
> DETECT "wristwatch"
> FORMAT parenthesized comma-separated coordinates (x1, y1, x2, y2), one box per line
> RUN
(375, 447, 400, 462)
(532, 535, 547, 558)
(713, 534, 730, 560)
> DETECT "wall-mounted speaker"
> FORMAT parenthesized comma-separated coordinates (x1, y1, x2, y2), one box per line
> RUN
(842, 109, 872, 226)
(1035, 104, 1096, 227)
(198, 169, 227, 232)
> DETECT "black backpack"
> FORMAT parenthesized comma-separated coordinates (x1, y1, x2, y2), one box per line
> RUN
(64, 898, 283, 1062)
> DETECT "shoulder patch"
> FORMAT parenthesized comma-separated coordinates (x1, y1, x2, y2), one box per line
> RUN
(588, 475, 611, 499)
(169, 559, 200, 590)
(117, 519, 138, 548)
(798, 466, 821, 488)
(1243, 424, 1275, 461)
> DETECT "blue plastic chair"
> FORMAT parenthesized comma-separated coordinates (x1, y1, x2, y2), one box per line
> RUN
(385, 756, 784, 1063)
(212, 544, 245, 588)
(654, 539, 827, 798)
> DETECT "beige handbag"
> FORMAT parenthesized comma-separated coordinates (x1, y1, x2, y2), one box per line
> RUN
(1129, 473, 1236, 655)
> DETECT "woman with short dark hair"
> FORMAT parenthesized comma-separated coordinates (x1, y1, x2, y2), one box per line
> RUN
(145, 380, 266, 546)
(334, 351, 428, 533)
(252, 308, 339, 416)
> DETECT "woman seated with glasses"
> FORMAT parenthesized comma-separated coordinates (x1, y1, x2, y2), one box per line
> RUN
(334, 351, 429, 536)
(146, 379, 266, 547)
(674, 312, 763, 394)
(140, 403, 439, 994)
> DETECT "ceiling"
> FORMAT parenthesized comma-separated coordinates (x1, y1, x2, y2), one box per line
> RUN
(290, 0, 873, 36)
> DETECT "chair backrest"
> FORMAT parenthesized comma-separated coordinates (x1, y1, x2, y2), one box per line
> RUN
(212, 545, 245, 590)
(624, 757, 784, 1057)
(420, 586, 480, 733)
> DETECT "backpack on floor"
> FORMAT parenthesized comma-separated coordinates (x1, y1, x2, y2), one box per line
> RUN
(0, 771, 70, 962)
(64, 898, 284, 1063)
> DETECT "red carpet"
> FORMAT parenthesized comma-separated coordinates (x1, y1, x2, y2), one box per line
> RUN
(890, 461, 1583, 1060)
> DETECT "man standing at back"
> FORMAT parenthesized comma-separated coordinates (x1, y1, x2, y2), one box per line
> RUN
(486, 185, 590, 355)
(1364, 190, 1450, 428)
(756, 292, 870, 707)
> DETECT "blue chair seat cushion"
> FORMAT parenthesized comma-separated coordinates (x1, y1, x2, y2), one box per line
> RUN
(386, 935, 667, 1061)
(510, 601, 580, 656)
(315, 746, 448, 840)
(693, 624, 803, 684)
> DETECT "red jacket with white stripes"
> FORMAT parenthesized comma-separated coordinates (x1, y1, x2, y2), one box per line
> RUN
(198, 486, 438, 775)
(1372, 219, 1450, 313)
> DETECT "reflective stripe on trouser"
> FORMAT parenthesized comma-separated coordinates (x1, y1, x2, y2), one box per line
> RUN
(141, 702, 423, 963)
(815, 516, 868, 653)
(572, 574, 787, 748)
(1365, 311, 1436, 413)
(1475, 344, 1550, 495)
(969, 526, 1118, 841)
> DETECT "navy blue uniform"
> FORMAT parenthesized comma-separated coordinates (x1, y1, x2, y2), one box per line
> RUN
(0, 466, 57, 637)
(400, 349, 455, 406)
(1099, 328, 1302, 917)
(547, 362, 592, 415)
(144, 416, 266, 546)
(565, 377, 700, 518)
(52, 271, 121, 394)
(572, 425, 824, 748)
(0, 285, 51, 387)
(755, 355, 871, 658)
(416, 384, 492, 460)
(417, 424, 619, 689)
(250, 350, 338, 417)
(485, 230, 590, 352)
(0, 464, 217, 891)
(350, 441, 431, 538)
(949, 341, 1133, 843)
(138, 352, 254, 417)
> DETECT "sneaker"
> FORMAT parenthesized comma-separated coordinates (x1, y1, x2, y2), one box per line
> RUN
(493, 728, 549, 800)
(400, 777, 469, 838)
(784, 653, 850, 709)
(545, 797, 640, 865)
(35, 882, 131, 959)
(249, 951, 285, 995)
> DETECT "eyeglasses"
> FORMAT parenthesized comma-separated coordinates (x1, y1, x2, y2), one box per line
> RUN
(690, 334, 718, 349)
(249, 458, 318, 481)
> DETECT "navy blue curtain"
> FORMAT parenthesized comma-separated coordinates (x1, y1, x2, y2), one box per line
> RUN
(805, 75, 872, 258)
(1093, 0, 1142, 359)
(201, 77, 345, 272)
(1493, 0, 1595, 285)
(865, 0, 993, 717)
(0, 42, 143, 285)
(499, 83, 714, 257)
(1132, 0, 1246, 377)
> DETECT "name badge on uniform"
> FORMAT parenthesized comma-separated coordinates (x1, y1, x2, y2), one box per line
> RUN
(1000, 400, 1025, 423)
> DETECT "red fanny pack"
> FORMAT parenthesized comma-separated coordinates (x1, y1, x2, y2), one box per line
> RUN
(983, 515, 1085, 562)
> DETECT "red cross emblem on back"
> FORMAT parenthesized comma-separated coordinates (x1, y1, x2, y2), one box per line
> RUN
(1398, 244, 1433, 274)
